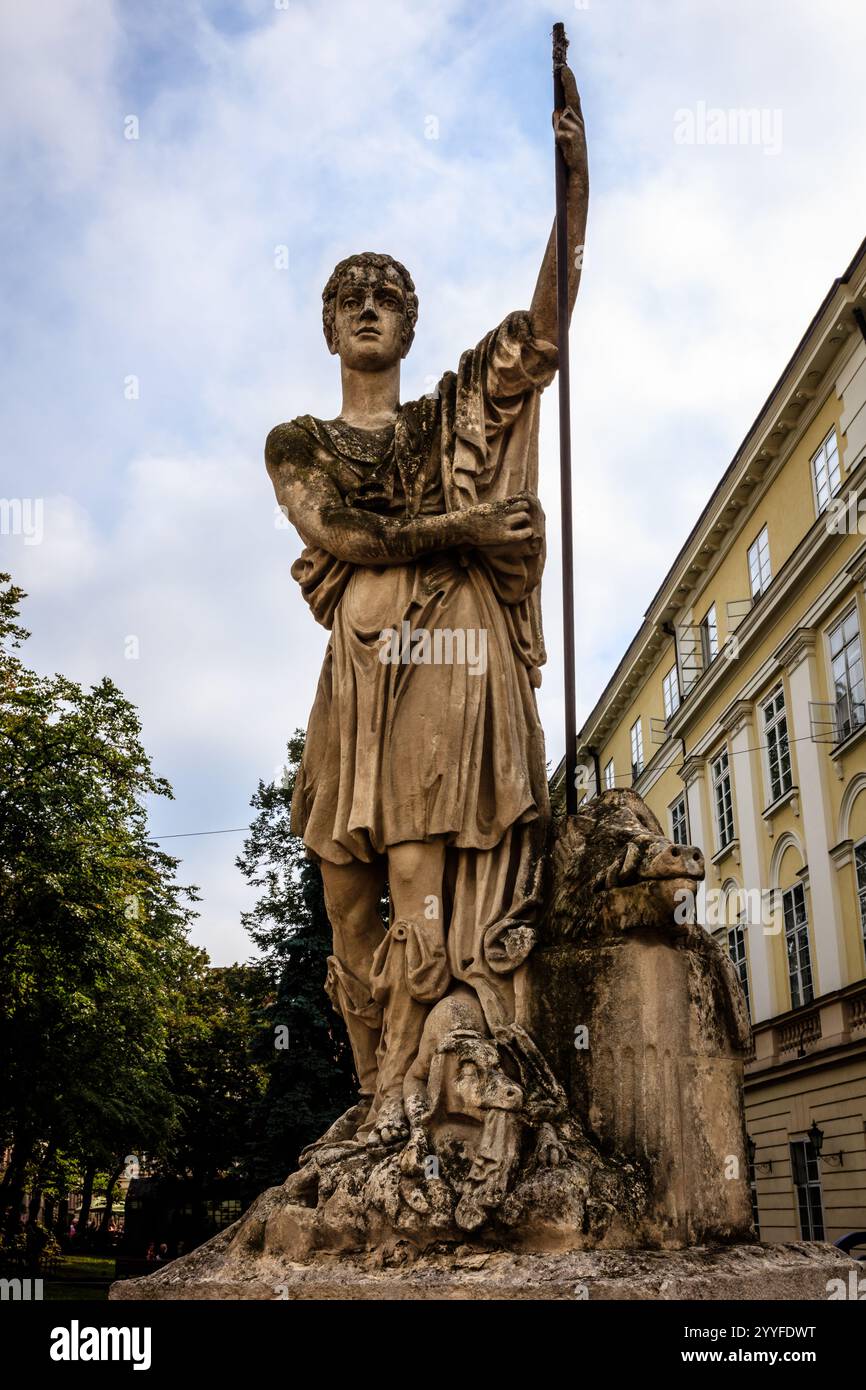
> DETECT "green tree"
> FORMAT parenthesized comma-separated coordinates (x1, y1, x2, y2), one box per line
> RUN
(0, 574, 197, 1229)
(155, 951, 270, 1189)
(237, 733, 358, 1186)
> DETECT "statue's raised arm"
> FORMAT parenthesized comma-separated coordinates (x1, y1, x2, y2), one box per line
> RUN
(529, 61, 589, 345)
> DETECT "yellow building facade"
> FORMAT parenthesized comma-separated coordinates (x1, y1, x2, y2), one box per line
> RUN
(569, 237, 866, 1244)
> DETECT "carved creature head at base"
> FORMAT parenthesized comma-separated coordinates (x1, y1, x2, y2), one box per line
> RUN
(549, 788, 705, 939)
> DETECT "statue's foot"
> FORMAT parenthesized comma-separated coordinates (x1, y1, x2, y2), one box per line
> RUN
(298, 1098, 372, 1164)
(366, 1095, 409, 1146)
(534, 1121, 566, 1168)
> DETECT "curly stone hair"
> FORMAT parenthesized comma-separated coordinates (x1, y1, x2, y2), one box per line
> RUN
(322, 251, 418, 355)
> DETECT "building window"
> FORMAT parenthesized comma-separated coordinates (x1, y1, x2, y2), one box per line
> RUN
(811, 428, 841, 515)
(782, 882, 813, 1009)
(603, 758, 615, 791)
(670, 795, 689, 846)
(630, 719, 644, 779)
(854, 838, 866, 951)
(762, 686, 792, 803)
(790, 1139, 824, 1241)
(700, 604, 718, 670)
(663, 664, 680, 719)
(727, 922, 751, 1018)
(747, 525, 771, 599)
(711, 748, 734, 849)
(829, 608, 866, 742)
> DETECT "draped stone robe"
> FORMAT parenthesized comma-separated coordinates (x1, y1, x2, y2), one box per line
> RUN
(267, 311, 557, 1033)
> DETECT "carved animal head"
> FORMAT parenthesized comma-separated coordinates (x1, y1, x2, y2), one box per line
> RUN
(549, 788, 705, 939)
(427, 1030, 524, 1123)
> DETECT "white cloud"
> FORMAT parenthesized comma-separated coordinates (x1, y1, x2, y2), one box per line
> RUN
(3, 0, 865, 960)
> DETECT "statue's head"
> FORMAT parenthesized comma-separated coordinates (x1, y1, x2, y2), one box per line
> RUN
(322, 252, 418, 370)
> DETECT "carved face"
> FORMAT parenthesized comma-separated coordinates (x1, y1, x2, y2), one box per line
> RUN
(551, 788, 706, 937)
(450, 1035, 524, 1117)
(328, 265, 409, 370)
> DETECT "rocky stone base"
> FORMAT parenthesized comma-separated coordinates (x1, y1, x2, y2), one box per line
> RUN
(110, 1238, 859, 1301)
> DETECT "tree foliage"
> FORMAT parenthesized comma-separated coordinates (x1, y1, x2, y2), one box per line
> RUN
(0, 574, 197, 1227)
(236, 732, 358, 1186)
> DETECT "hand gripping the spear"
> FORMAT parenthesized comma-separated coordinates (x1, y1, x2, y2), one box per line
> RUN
(529, 58, 589, 345)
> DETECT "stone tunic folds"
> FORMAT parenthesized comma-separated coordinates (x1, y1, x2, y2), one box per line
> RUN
(267, 311, 557, 1029)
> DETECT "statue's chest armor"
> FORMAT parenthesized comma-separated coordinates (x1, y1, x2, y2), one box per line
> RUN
(315, 398, 442, 518)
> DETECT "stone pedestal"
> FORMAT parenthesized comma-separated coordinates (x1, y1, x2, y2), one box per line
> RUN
(109, 1239, 860, 1301)
(531, 933, 753, 1247)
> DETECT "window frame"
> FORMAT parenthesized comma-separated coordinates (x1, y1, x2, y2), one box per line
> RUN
(790, 1138, 825, 1241)
(630, 718, 644, 780)
(853, 836, 866, 954)
(810, 426, 841, 517)
(603, 758, 615, 791)
(828, 605, 866, 743)
(727, 919, 751, 1020)
(699, 603, 719, 671)
(782, 881, 814, 1010)
(761, 684, 793, 804)
(711, 746, 735, 851)
(747, 524, 772, 599)
(670, 793, 689, 846)
(663, 663, 681, 720)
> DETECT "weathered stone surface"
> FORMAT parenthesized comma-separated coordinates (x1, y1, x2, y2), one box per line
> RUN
(110, 1240, 860, 1302)
(533, 790, 754, 1247)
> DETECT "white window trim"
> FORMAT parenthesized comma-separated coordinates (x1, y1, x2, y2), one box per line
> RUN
(853, 835, 866, 954)
(630, 719, 644, 777)
(760, 684, 793, 807)
(603, 758, 615, 791)
(663, 664, 681, 720)
(711, 746, 735, 852)
(781, 881, 814, 1010)
(810, 426, 841, 518)
(669, 793, 689, 846)
(700, 603, 719, 670)
(747, 525, 771, 599)
(726, 918, 751, 1020)
(826, 602, 866, 743)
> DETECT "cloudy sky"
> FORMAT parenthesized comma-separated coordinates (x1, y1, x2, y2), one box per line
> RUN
(3, 0, 865, 964)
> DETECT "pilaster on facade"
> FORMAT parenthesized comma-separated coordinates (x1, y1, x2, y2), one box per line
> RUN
(720, 698, 754, 740)
(773, 626, 846, 996)
(774, 626, 818, 677)
(718, 699, 774, 1023)
(680, 755, 709, 923)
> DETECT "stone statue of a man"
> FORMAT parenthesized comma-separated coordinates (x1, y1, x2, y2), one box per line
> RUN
(266, 65, 588, 1149)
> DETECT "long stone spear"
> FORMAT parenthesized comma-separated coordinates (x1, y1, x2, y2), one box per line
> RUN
(553, 22, 578, 815)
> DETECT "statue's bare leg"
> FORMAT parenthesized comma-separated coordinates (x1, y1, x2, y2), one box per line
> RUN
(320, 856, 387, 1127)
(365, 837, 449, 1145)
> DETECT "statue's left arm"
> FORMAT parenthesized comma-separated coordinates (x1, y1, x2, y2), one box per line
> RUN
(529, 62, 589, 345)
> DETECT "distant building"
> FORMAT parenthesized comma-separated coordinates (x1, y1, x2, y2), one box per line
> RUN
(560, 236, 866, 1243)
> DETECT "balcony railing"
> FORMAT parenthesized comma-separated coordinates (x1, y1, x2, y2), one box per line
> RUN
(777, 1010, 822, 1058)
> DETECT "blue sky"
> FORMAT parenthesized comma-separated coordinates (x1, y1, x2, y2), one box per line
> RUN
(2, 0, 865, 962)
